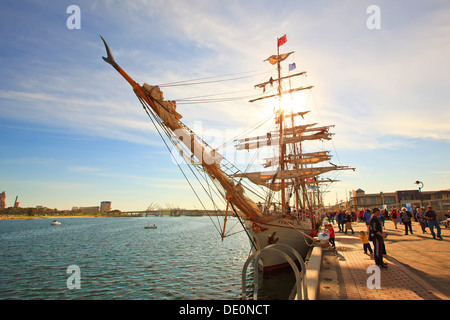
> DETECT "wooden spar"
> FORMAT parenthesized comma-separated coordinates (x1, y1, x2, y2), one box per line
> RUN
(263, 151, 330, 163)
(249, 86, 313, 103)
(100, 36, 157, 111)
(254, 72, 306, 89)
(100, 36, 273, 224)
(235, 121, 315, 143)
(232, 165, 347, 181)
(221, 197, 231, 241)
(235, 131, 333, 150)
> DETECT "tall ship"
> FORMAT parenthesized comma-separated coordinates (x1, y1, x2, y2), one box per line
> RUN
(100, 35, 354, 271)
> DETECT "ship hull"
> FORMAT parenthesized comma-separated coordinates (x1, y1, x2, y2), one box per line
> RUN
(243, 217, 314, 272)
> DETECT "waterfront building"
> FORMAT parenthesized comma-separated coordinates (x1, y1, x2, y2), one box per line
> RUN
(13, 196, 19, 208)
(0, 191, 5, 209)
(79, 206, 100, 213)
(100, 201, 111, 213)
(350, 188, 450, 215)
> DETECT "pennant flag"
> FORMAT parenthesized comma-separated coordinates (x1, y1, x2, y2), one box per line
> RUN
(264, 52, 294, 65)
(277, 34, 287, 47)
(289, 62, 296, 71)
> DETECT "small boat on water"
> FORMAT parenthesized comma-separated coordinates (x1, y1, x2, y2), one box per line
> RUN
(50, 220, 61, 226)
(145, 224, 157, 229)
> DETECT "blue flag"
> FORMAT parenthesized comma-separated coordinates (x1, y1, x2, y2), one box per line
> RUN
(289, 62, 296, 71)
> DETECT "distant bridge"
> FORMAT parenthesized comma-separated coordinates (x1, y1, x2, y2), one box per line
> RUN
(120, 210, 158, 216)
(120, 209, 227, 217)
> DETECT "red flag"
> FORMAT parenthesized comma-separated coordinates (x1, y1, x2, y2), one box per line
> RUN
(277, 34, 287, 47)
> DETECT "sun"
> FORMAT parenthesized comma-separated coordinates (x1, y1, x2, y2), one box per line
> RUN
(278, 92, 309, 114)
(257, 91, 310, 121)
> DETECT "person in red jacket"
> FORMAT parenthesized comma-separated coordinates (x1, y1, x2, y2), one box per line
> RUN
(326, 224, 336, 249)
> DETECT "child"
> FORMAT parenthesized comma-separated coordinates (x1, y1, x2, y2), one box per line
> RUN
(358, 231, 373, 255)
(326, 224, 336, 249)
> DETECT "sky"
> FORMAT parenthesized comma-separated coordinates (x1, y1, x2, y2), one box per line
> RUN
(0, 0, 449, 211)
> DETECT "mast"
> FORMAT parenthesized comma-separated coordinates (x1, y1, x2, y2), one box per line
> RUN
(238, 35, 355, 222)
(277, 36, 287, 213)
(288, 76, 301, 214)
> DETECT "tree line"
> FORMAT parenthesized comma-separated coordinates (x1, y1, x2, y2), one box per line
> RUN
(0, 207, 125, 217)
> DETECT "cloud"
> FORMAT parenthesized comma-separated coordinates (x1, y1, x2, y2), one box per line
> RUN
(2, 0, 450, 153)
(151, 1, 450, 150)
(1, 157, 57, 166)
(0, 85, 163, 146)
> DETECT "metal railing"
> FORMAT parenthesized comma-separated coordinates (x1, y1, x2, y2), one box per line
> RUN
(241, 243, 308, 300)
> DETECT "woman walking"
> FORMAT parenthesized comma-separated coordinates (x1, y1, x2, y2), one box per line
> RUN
(391, 209, 398, 229)
(417, 207, 427, 234)
(344, 211, 354, 234)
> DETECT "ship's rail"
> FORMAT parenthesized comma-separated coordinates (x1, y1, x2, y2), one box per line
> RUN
(241, 243, 308, 300)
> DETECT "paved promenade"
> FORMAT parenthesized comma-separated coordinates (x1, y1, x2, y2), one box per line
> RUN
(317, 219, 450, 300)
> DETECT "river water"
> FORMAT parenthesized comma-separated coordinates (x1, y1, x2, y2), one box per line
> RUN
(0, 216, 295, 300)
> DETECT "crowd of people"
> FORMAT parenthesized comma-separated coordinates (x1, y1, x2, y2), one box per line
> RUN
(324, 206, 446, 239)
(324, 206, 447, 268)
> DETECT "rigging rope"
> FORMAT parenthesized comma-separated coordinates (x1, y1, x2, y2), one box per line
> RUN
(175, 94, 260, 105)
(136, 94, 224, 236)
(135, 93, 261, 238)
(157, 70, 269, 87)
(159, 70, 274, 104)
(174, 89, 255, 101)
(215, 112, 274, 151)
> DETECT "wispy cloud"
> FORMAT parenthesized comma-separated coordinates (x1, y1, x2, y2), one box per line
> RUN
(0, 87, 163, 146)
(2, 1, 449, 151)
(118, 0, 450, 150)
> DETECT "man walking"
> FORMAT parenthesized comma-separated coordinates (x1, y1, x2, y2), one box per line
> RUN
(369, 208, 388, 268)
(424, 205, 443, 240)
(337, 210, 345, 232)
(400, 207, 413, 235)
(364, 208, 372, 230)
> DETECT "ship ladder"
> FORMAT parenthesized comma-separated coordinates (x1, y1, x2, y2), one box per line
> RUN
(241, 243, 308, 300)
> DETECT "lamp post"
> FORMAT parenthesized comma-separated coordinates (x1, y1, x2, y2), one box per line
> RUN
(415, 180, 424, 208)
(379, 191, 385, 209)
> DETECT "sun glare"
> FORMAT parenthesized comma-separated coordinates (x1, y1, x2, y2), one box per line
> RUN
(278, 92, 309, 114)
(258, 90, 310, 121)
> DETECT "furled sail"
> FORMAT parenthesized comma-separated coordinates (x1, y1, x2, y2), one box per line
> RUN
(263, 151, 331, 168)
(232, 166, 349, 182)
(235, 127, 333, 150)
(259, 178, 339, 192)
